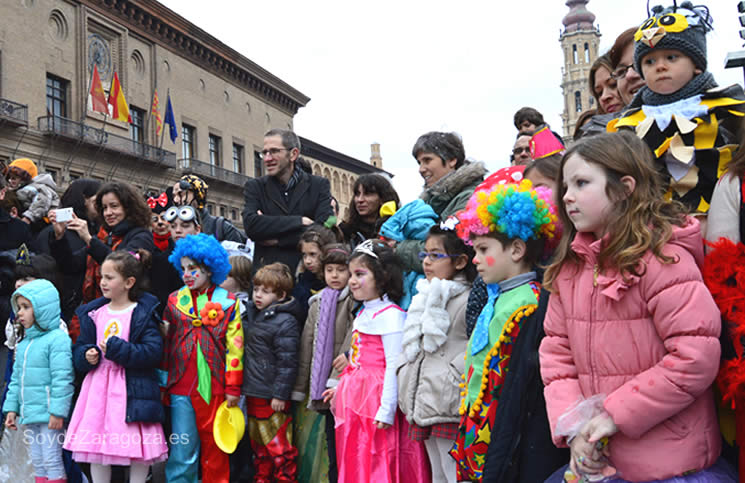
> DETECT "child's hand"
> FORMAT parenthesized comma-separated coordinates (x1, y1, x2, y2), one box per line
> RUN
(98, 339, 108, 356)
(585, 411, 618, 443)
(4, 412, 17, 430)
(322, 387, 336, 404)
(332, 354, 349, 372)
(85, 347, 99, 365)
(225, 394, 240, 408)
(48, 415, 63, 430)
(270, 398, 287, 412)
(374, 420, 391, 429)
(569, 425, 609, 476)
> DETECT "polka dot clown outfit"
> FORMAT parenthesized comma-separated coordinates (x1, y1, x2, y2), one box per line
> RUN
(450, 179, 559, 481)
(161, 234, 243, 483)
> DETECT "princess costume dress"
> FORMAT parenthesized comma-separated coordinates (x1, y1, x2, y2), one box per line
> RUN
(332, 295, 430, 482)
(64, 303, 167, 465)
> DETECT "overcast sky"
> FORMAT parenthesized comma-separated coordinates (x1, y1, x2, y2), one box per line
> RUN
(158, 0, 744, 204)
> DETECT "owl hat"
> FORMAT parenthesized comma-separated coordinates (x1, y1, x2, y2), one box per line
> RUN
(633, 1, 712, 78)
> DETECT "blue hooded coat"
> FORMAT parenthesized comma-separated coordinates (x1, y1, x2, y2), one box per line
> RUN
(2, 279, 74, 424)
(379, 200, 438, 309)
(73, 292, 164, 423)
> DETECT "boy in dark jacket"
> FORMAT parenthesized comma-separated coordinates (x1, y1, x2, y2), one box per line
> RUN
(242, 262, 301, 483)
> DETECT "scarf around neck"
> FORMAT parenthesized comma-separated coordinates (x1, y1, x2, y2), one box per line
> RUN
(636, 71, 717, 107)
(310, 287, 341, 400)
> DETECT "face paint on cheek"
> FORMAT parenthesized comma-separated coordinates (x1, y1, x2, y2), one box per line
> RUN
(486, 256, 495, 267)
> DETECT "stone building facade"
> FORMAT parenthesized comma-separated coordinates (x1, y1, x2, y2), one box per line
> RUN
(0, 0, 386, 228)
(559, 0, 601, 140)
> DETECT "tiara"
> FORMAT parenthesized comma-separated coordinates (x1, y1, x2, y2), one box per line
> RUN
(353, 239, 379, 259)
(440, 216, 460, 231)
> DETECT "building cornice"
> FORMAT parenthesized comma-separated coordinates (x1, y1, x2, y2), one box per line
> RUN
(79, 0, 310, 115)
(299, 136, 393, 178)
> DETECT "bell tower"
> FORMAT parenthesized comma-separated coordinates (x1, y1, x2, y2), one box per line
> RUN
(559, 0, 601, 140)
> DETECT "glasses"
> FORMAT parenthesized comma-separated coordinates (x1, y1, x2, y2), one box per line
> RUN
(418, 251, 456, 262)
(611, 64, 636, 80)
(259, 148, 290, 159)
(512, 147, 530, 156)
(164, 206, 201, 226)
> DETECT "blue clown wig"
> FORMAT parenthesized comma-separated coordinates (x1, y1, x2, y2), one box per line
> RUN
(169, 233, 231, 285)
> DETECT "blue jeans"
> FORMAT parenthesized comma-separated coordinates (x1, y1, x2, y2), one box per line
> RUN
(165, 394, 200, 483)
(24, 424, 66, 479)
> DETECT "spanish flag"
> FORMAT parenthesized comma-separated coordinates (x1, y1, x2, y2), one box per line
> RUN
(107, 72, 131, 123)
(151, 89, 163, 137)
(88, 65, 107, 114)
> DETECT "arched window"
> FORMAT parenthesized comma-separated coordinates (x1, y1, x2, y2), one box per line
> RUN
(584, 43, 590, 63)
(572, 45, 578, 64)
(575, 91, 582, 113)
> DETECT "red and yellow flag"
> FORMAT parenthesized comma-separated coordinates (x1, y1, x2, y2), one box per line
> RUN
(89, 65, 107, 114)
(107, 72, 131, 123)
(151, 89, 163, 136)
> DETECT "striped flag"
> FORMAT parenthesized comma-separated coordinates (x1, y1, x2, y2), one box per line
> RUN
(151, 89, 163, 136)
(107, 72, 132, 123)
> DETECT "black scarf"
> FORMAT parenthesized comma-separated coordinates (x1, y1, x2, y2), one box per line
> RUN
(631, 71, 717, 108)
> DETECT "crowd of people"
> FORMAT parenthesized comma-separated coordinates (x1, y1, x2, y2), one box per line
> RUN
(3, 2, 745, 483)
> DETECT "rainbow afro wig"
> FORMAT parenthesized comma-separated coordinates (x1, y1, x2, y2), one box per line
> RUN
(456, 179, 559, 244)
(169, 233, 231, 285)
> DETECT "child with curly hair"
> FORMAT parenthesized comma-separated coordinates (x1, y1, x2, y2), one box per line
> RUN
(450, 178, 567, 482)
(162, 233, 243, 483)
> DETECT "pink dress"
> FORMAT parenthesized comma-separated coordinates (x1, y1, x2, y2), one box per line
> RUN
(64, 303, 168, 465)
(333, 297, 430, 483)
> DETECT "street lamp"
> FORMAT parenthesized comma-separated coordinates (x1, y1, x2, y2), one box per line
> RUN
(726, 1, 745, 84)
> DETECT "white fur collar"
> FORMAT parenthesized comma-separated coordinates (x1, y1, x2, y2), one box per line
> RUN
(402, 276, 469, 362)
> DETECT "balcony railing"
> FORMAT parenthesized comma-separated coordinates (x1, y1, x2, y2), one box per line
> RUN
(37, 116, 176, 168)
(178, 158, 250, 188)
(0, 98, 28, 127)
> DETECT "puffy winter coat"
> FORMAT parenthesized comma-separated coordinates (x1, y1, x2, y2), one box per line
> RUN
(2, 279, 73, 425)
(539, 218, 722, 482)
(73, 292, 164, 423)
(241, 297, 302, 401)
(397, 277, 469, 426)
(15, 173, 60, 224)
(292, 287, 357, 410)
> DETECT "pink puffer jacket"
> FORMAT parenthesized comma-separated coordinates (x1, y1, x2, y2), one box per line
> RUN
(540, 218, 721, 482)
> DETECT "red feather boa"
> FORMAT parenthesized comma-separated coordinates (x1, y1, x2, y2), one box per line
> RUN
(704, 237, 745, 410)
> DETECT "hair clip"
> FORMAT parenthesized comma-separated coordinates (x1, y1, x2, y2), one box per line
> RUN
(128, 251, 141, 261)
(15, 244, 31, 265)
(353, 239, 379, 259)
(440, 216, 460, 231)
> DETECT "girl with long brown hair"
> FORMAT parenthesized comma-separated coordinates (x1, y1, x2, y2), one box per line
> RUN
(541, 131, 734, 482)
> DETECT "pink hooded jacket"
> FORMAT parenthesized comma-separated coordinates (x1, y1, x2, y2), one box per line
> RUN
(540, 217, 721, 482)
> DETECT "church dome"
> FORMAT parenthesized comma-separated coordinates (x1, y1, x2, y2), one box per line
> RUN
(562, 0, 596, 32)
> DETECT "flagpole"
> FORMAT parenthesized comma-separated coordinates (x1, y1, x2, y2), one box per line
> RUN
(81, 64, 95, 124)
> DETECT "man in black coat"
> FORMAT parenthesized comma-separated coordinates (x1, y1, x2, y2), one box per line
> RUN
(242, 129, 333, 272)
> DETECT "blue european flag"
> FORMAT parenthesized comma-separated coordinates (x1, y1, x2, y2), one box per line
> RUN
(164, 94, 177, 143)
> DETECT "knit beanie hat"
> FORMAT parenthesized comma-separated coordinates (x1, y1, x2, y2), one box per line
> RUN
(633, 2, 712, 78)
(8, 158, 38, 179)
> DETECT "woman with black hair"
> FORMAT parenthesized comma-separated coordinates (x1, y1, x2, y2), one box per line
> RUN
(339, 174, 400, 249)
(49, 182, 154, 340)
